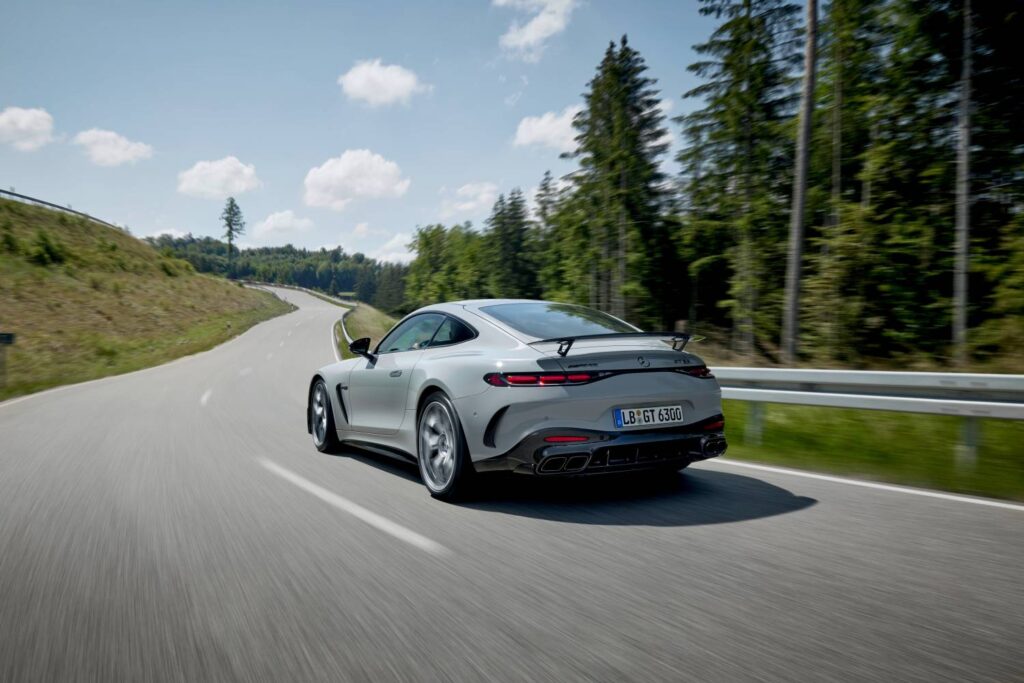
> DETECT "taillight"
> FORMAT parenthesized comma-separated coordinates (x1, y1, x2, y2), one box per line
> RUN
(483, 372, 599, 387)
(679, 366, 714, 378)
(543, 435, 589, 443)
(703, 419, 724, 431)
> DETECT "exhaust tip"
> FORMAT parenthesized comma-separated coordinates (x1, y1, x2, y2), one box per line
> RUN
(539, 456, 567, 473)
(565, 455, 589, 472)
(702, 436, 727, 458)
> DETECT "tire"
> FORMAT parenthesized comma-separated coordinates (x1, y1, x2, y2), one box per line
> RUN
(416, 393, 473, 501)
(310, 379, 340, 453)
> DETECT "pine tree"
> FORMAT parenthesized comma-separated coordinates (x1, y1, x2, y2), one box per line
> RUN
(570, 35, 671, 327)
(678, 0, 801, 353)
(782, 0, 819, 362)
(220, 197, 245, 273)
(485, 190, 534, 298)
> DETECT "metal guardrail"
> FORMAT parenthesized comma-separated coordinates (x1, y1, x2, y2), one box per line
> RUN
(0, 188, 125, 231)
(711, 367, 1024, 464)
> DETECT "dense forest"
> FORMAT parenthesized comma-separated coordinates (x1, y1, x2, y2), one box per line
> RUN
(144, 233, 408, 313)
(157, 0, 1024, 369)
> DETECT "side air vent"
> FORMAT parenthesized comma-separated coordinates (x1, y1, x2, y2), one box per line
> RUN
(483, 406, 509, 448)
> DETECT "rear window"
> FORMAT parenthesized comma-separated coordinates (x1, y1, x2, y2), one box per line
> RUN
(480, 302, 638, 339)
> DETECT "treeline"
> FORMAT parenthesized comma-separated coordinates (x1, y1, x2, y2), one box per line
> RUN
(145, 233, 407, 313)
(404, 0, 1024, 367)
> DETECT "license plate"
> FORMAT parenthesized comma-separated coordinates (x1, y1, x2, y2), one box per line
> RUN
(614, 405, 684, 429)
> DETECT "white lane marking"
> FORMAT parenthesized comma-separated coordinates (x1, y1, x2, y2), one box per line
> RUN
(279, 341, 285, 348)
(259, 459, 449, 556)
(714, 459, 1024, 512)
(287, 330, 293, 337)
(199, 389, 212, 406)
(266, 352, 273, 361)
(239, 367, 252, 377)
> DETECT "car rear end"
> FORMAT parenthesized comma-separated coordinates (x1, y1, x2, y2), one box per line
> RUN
(462, 301, 727, 476)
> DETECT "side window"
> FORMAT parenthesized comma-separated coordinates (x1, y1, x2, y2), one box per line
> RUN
(428, 317, 475, 348)
(377, 313, 445, 354)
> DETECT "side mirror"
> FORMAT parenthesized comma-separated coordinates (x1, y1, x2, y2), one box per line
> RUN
(349, 337, 374, 360)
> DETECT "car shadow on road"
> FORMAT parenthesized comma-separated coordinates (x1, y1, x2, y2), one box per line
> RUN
(335, 449, 816, 527)
(463, 467, 817, 527)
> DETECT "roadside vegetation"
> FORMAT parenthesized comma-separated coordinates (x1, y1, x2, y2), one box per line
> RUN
(0, 197, 293, 401)
(722, 400, 1024, 501)
(336, 304, 398, 360)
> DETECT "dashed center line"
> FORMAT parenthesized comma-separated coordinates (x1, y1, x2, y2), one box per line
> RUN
(199, 389, 212, 406)
(258, 459, 449, 556)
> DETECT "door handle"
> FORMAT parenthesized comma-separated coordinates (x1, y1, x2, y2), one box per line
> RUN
(389, 370, 403, 378)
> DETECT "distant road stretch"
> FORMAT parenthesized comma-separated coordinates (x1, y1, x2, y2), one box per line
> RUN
(1, 287, 1021, 681)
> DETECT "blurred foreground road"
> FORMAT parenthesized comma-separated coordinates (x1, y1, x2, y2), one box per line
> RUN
(1, 287, 1022, 682)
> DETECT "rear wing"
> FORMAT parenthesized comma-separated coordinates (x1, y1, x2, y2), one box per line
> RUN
(528, 332, 695, 357)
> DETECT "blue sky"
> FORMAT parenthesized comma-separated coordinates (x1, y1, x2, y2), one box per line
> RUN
(0, 0, 716, 262)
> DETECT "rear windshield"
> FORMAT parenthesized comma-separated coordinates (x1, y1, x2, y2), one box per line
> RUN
(480, 302, 638, 339)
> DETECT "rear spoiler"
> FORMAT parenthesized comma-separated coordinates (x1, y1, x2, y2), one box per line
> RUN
(528, 332, 695, 357)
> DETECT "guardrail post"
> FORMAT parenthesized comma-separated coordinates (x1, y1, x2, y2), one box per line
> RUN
(957, 417, 980, 470)
(745, 402, 764, 446)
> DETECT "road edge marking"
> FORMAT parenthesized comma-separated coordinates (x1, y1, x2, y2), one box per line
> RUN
(713, 458, 1024, 512)
(258, 458, 450, 556)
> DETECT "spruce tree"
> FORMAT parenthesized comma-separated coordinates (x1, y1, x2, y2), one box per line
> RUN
(570, 35, 671, 327)
(677, 0, 801, 353)
(220, 197, 245, 273)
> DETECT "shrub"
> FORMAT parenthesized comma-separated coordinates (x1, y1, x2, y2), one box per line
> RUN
(160, 259, 179, 277)
(28, 230, 67, 266)
(1, 222, 19, 254)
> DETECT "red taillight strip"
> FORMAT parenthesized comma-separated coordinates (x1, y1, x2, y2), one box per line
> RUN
(483, 371, 600, 387)
(679, 366, 715, 378)
(543, 435, 589, 443)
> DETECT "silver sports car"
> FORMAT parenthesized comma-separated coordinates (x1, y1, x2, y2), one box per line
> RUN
(307, 300, 727, 500)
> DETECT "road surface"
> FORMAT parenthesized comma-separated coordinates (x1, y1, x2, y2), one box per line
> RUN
(1, 287, 1021, 681)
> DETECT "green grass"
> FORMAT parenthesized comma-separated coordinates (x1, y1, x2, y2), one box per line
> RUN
(721, 400, 1024, 501)
(0, 197, 294, 401)
(336, 304, 397, 359)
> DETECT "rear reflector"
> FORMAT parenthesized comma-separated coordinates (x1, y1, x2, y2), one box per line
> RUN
(544, 435, 589, 443)
(703, 420, 724, 431)
(679, 366, 715, 378)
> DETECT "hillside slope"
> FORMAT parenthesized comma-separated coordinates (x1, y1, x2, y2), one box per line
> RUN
(0, 197, 293, 400)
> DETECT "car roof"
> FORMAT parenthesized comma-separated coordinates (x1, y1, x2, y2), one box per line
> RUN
(409, 299, 553, 316)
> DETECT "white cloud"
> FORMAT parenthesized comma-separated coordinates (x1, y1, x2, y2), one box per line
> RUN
(0, 107, 54, 151)
(353, 222, 386, 238)
(513, 104, 581, 153)
(73, 128, 153, 166)
(254, 210, 313, 240)
(177, 156, 261, 199)
(370, 232, 414, 264)
(494, 0, 578, 62)
(338, 59, 431, 107)
(304, 149, 410, 211)
(440, 181, 499, 218)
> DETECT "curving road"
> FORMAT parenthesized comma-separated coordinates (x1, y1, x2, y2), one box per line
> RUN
(1, 287, 1022, 681)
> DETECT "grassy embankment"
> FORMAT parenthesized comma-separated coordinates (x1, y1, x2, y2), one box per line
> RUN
(0, 197, 293, 401)
(335, 303, 398, 360)
(325, 294, 1023, 499)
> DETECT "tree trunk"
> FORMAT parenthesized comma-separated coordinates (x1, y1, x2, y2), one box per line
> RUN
(782, 0, 818, 364)
(953, 0, 972, 366)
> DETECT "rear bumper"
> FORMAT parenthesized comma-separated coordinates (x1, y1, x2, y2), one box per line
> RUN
(473, 415, 727, 476)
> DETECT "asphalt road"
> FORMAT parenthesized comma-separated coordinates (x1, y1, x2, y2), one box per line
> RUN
(1, 287, 1022, 682)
